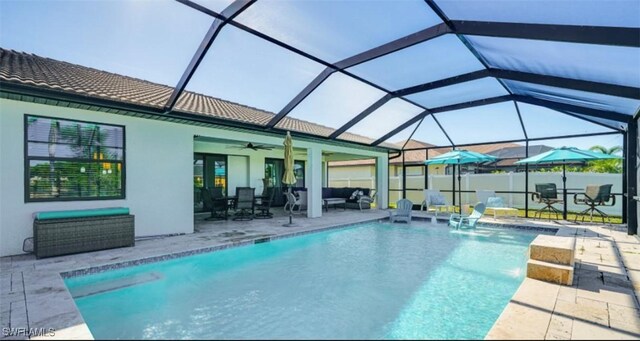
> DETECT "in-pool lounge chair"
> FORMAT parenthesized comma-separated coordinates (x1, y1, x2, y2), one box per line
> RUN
(475, 190, 518, 219)
(420, 189, 453, 217)
(449, 203, 486, 229)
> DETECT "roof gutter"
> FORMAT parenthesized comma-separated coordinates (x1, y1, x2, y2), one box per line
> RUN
(389, 150, 402, 160)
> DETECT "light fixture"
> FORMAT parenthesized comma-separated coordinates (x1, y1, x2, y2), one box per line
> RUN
(80, 167, 86, 173)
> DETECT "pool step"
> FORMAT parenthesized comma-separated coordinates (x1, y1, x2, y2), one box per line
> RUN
(526, 235, 576, 286)
(527, 259, 574, 286)
(529, 235, 576, 266)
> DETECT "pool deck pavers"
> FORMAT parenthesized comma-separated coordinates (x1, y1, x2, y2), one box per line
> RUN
(1, 209, 639, 340)
(486, 220, 640, 340)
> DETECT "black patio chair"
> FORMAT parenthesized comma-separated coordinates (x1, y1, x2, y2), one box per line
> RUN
(255, 187, 275, 219)
(574, 184, 615, 223)
(532, 183, 563, 220)
(201, 187, 228, 221)
(233, 187, 255, 221)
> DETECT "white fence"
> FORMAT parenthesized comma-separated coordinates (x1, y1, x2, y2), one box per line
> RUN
(331, 172, 623, 216)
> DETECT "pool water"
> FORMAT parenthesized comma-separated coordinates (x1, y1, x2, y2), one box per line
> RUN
(65, 223, 545, 339)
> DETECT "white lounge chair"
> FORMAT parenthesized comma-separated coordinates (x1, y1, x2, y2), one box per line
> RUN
(475, 190, 518, 219)
(420, 189, 452, 216)
(389, 199, 413, 223)
(449, 203, 486, 229)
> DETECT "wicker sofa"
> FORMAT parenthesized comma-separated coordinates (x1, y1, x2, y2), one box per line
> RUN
(33, 207, 135, 258)
(322, 187, 373, 210)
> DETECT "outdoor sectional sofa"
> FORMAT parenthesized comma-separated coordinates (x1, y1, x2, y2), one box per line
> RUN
(322, 187, 373, 210)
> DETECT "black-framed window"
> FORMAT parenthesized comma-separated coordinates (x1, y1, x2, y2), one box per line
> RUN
(25, 115, 125, 202)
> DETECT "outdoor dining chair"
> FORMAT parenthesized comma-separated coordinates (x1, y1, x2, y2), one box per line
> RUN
(532, 183, 563, 220)
(574, 184, 615, 223)
(200, 187, 228, 221)
(255, 187, 275, 219)
(233, 187, 255, 221)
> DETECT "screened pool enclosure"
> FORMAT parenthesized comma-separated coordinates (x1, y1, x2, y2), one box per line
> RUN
(2, 0, 639, 232)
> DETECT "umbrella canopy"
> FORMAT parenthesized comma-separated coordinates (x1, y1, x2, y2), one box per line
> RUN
(282, 131, 296, 186)
(515, 146, 620, 164)
(424, 149, 498, 165)
(515, 146, 620, 220)
(424, 149, 497, 214)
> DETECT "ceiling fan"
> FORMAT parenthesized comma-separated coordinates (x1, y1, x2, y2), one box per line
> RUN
(227, 142, 273, 151)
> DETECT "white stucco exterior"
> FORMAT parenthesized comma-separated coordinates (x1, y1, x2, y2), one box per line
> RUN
(0, 98, 389, 256)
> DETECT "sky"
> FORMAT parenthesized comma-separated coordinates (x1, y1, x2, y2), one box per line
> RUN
(0, 0, 636, 151)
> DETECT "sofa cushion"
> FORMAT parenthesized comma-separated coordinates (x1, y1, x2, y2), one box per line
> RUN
(322, 187, 333, 198)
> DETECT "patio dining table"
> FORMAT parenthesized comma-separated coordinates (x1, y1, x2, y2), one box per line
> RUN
(220, 195, 269, 207)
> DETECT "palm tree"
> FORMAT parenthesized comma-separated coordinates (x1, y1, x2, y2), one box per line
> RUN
(587, 145, 622, 173)
(589, 145, 622, 155)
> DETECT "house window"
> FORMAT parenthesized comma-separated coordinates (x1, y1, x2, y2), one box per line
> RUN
(25, 115, 125, 202)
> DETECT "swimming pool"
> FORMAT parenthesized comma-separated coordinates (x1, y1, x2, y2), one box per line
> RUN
(65, 222, 547, 339)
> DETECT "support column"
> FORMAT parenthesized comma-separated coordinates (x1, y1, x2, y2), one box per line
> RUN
(306, 146, 323, 218)
(377, 155, 389, 209)
(626, 119, 638, 235)
(525, 140, 529, 218)
(623, 132, 628, 224)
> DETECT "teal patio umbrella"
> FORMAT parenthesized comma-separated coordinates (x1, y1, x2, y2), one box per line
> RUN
(515, 147, 621, 219)
(425, 150, 498, 213)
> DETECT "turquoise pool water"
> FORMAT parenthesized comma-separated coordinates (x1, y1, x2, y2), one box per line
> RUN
(65, 223, 545, 340)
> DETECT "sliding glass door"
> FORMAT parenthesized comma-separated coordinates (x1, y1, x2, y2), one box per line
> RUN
(265, 158, 305, 206)
(194, 153, 227, 212)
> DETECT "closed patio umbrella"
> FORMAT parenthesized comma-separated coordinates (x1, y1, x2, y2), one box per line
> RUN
(282, 131, 297, 227)
(425, 150, 498, 214)
(515, 146, 620, 220)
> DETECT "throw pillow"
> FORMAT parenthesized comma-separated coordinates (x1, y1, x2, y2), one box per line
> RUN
(487, 196, 504, 208)
(429, 194, 446, 205)
(350, 189, 360, 200)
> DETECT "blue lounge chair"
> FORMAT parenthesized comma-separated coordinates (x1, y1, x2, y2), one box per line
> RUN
(449, 203, 486, 229)
(389, 199, 413, 223)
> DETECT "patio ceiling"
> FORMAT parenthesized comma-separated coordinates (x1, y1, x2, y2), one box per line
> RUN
(3, 0, 638, 150)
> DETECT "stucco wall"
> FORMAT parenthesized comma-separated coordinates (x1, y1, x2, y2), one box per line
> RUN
(0, 100, 194, 256)
(0, 98, 388, 256)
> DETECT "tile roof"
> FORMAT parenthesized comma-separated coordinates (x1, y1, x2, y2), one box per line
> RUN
(0, 48, 384, 147)
(330, 140, 530, 167)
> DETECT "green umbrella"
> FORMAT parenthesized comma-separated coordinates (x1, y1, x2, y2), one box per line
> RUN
(515, 146, 620, 219)
(282, 131, 297, 226)
(425, 149, 498, 213)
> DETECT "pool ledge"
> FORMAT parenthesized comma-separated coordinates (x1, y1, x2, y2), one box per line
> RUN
(486, 223, 640, 340)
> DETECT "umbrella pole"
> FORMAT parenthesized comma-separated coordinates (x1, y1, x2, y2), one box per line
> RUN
(288, 186, 292, 225)
(458, 164, 462, 215)
(284, 186, 294, 227)
(562, 163, 567, 220)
